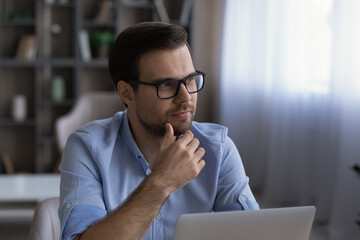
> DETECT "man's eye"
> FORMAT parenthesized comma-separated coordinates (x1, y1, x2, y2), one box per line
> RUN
(159, 80, 177, 88)
(186, 77, 195, 83)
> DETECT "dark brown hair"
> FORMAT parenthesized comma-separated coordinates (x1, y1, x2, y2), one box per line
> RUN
(108, 22, 190, 90)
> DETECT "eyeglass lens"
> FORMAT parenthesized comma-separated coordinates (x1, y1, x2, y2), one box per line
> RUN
(157, 74, 204, 99)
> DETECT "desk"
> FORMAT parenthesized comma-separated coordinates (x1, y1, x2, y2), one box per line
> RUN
(0, 174, 60, 220)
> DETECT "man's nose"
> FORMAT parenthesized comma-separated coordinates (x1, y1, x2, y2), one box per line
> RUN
(174, 82, 192, 102)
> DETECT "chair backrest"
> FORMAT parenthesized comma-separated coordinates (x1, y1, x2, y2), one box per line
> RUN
(55, 91, 123, 152)
(29, 197, 61, 240)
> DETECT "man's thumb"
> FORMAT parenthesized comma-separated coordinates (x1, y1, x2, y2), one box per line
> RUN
(163, 123, 175, 145)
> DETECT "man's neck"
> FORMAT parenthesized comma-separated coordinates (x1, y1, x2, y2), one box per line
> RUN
(127, 117, 163, 169)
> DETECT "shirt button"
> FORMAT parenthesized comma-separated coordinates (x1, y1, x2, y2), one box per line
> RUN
(66, 203, 72, 209)
(156, 214, 162, 220)
(240, 196, 247, 202)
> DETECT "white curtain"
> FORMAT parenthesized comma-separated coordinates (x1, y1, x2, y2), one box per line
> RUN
(219, 0, 360, 239)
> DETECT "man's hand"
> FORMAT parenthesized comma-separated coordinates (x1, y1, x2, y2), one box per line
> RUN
(151, 123, 206, 195)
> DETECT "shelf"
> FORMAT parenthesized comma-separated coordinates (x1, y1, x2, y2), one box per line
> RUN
(43, 2, 75, 8)
(37, 136, 56, 146)
(0, 20, 36, 27)
(121, 0, 153, 8)
(0, 0, 193, 173)
(41, 58, 76, 67)
(82, 20, 117, 28)
(37, 99, 74, 107)
(80, 59, 108, 68)
(0, 59, 39, 67)
(0, 118, 36, 126)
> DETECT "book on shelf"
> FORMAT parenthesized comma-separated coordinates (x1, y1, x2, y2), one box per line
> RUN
(16, 34, 37, 60)
(0, 154, 5, 174)
(78, 30, 92, 61)
(96, 0, 113, 23)
(154, 0, 170, 23)
(0, 153, 15, 174)
(179, 0, 194, 26)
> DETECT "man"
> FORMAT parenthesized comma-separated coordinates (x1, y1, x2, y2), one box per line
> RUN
(59, 22, 259, 240)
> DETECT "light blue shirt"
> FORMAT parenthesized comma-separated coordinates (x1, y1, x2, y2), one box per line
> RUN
(59, 110, 259, 240)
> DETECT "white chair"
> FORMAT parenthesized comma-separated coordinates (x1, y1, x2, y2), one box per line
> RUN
(29, 197, 61, 240)
(55, 91, 123, 152)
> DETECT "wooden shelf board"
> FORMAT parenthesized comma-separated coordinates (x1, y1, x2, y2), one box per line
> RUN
(0, 118, 36, 126)
(80, 59, 108, 68)
(37, 99, 74, 107)
(37, 136, 56, 146)
(0, 59, 39, 67)
(82, 20, 117, 28)
(0, 20, 36, 27)
(44, 58, 76, 67)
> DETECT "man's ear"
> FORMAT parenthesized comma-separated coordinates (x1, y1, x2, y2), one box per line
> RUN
(117, 81, 135, 106)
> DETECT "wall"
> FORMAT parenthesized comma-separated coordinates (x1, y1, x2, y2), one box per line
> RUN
(192, 0, 225, 123)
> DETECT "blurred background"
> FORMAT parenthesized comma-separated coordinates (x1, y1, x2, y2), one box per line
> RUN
(1, 0, 360, 239)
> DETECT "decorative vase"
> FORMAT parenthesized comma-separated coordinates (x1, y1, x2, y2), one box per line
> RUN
(52, 76, 65, 102)
(12, 94, 27, 122)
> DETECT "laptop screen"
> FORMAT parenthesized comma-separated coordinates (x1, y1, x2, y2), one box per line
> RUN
(173, 206, 316, 240)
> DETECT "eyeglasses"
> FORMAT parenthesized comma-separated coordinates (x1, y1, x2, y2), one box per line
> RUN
(127, 71, 205, 99)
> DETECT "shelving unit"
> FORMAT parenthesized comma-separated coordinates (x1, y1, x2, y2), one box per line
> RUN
(0, 0, 194, 173)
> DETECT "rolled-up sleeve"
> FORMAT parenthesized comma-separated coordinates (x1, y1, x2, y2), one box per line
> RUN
(214, 136, 259, 211)
(59, 130, 107, 240)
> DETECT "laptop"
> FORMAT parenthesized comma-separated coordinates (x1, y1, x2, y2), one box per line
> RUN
(173, 206, 316, 240)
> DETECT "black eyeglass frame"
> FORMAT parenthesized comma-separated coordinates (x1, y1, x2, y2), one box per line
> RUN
(126, 70, 206, 99)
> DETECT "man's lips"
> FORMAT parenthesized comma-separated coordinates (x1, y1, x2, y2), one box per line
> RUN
(170, 103, 194, 119)
(171, 111, 191, 118)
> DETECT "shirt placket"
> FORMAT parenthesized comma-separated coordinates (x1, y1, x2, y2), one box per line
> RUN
(152, 208, 164, 239)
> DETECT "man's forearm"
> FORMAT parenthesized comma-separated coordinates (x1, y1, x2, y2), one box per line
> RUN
(77, 174, 170, 240)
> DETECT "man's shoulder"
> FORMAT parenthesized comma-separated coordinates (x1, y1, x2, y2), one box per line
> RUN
(191, 121, 228, 143)
(75, 111, 125, 143)
(79, 111, 124, 130)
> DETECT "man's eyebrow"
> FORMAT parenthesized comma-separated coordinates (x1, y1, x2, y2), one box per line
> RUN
(151, 71, 198, 83)
(151, 77, 175, 84)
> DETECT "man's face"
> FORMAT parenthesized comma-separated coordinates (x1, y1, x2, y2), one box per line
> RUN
(134, 45, 197, 137)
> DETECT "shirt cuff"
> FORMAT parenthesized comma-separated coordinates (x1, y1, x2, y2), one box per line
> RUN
(62, 205, 107, 240)
(238, 194, 260, 210)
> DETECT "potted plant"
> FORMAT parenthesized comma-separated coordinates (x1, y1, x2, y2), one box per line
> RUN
(90, 30, 115, 59)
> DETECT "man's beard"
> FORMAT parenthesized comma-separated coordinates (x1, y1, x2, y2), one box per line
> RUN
(137, 103, 195, 137)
